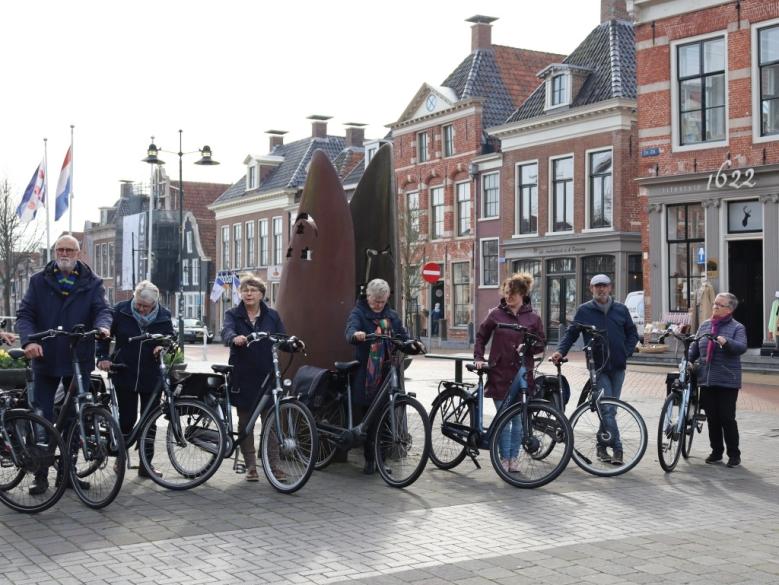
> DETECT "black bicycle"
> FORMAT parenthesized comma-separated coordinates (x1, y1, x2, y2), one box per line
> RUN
(27, 326, 126, 509)
(0, 349, 68, 514)
(203, 331, 318, 494)
(99, 333, 227, 490)
(656, 327, 713, 472)
(298, 334, 431, 489)
(429, 324, 573, 489)
(557, 323, 648, 477)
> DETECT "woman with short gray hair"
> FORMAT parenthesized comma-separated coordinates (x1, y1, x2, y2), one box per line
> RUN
(688, 292, 747, 468)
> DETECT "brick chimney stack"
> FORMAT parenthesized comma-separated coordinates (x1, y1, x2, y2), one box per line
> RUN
(308, 115, 331, 139)
(266, 130, 287, 151)
(601, 0, 630, 22)
(466, 15, 498, 51)
(344, 123, 366, 148)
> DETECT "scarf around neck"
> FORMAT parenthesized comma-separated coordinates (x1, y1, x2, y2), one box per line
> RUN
(131, 302, 160, 330)
(706, 314, 730, 363)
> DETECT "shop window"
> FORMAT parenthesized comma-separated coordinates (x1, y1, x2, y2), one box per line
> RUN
(667, 203, 705, 311)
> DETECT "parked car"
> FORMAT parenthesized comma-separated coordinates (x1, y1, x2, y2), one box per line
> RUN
(624, 290, 645, 343)
(173, 318, 214, 344)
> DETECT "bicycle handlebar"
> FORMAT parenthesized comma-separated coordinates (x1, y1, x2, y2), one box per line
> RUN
(571, 322, 605, 335)
(245, 331, 306, 352)
(658, 328, 717, 345)
(495, 322, 543, 346)
(465, 362, 489, 375)
(362, 334, 426, 355)
(28, 326, 103, 342)
(128, 332, 174, 343)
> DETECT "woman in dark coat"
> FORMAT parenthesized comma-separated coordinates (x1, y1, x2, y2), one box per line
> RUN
(474, 272, 545, 473)
(97, 280, 174, 478)
(221, 275, 286, 482)
(345, 278, 418, 474)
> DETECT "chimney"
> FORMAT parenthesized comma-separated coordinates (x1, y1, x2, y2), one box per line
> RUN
(308, 114, 331, 139)
(266, 129, 287, 151)
(466, 15, 498, 51)
(601, 0, 629, 22)
(344, 123, 366, 147)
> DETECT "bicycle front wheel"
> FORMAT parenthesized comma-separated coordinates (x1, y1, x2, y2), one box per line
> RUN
(490, 401, 573, 489)
(569, 397, 648, 477)
(68, 406, 126, 509)
(261, 399, 318, 494)
(312, 398, 345, 470)
(428, 386, 472, 470)
(0, 411, 67, 514)
(658, 393, 685, 472)
(374, 396, 430, 488)
(139, 399, 226, 490)
(681, 391, 701, 459)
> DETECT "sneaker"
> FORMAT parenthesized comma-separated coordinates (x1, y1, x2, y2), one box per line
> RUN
(508, 458, 520, 473)
(705, 453, 723, 464)
(611, 450, 624, 465)
(726, 456, 741, 468)
(28, 476, 49, 496)
(596, 445, 611, 463)
(500, 458, 510, 472)
(138, 465, 162, 479)
(245, 467, 260, 482)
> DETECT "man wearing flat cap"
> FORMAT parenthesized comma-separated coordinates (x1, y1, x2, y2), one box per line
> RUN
(551, 274, 639, 465)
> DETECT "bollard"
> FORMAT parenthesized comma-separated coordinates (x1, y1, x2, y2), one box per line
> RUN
(202, 326, 208, 360)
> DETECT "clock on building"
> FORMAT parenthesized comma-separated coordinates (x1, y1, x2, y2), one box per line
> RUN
(425, 94, 438, 112)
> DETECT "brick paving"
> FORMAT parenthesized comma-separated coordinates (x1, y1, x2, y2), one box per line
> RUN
(1, 347, 778, 584)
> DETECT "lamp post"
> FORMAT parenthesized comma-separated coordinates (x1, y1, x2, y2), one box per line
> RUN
(142, 130, 219, 347)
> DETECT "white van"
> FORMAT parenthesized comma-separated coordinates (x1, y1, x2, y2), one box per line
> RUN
(624, 291, 645, 327)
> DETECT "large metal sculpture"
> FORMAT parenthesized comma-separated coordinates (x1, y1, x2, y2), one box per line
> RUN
(276, 151, 356, 375)
(349, 143, 398, 307)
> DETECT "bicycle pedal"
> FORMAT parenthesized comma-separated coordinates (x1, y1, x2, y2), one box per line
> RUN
(694, 414, 707, 422)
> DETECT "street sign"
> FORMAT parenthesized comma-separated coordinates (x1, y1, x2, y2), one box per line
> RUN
(422, 262, 441, 284)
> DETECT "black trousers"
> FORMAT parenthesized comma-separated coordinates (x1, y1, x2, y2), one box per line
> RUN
(116, 387, 156, 462)
(700, 385, 740, 459)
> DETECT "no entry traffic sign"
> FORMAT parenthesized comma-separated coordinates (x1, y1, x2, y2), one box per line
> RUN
(422, 262, 441, 284)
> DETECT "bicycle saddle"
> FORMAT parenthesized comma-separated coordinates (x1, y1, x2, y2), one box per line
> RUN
(334, 360, 360, 373)
(211, 364, 234, 374)
(8, 349, 25, 360)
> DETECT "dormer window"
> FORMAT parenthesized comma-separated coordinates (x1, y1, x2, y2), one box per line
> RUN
(551, 74, 569, 106)
(247, 164, 258, 190)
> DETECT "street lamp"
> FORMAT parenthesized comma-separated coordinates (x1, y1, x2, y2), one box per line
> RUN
(142, 129, 219, 347)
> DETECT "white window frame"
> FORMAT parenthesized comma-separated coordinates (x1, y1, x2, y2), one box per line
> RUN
(245, 220, 256, 267)
(430, 186, 445, 240)
(479, 237, 500, 288)
(584, 146, 614, 232)
(417, 132, 429, 163)
(233, 223, 243, 269)
(480, 171, 500, 220)
(182, 259, 190, 286)
(548, 153, 575, 234)
(186, 231, 193, 254)
(272, 216, 283, 266)
(259, 219, 269, 267)
(407, 191, 420, 236)
(221, 225, 230, 269)
(545, 71, 571, 110)
(752, 17, 779, 143)
(108, 243, 114, 277)
(514, 159, 539, 237)
(247, 162, 258, 190)
(442, 124, 454, 157)
(670, 30, 729, 152)
(191, 257, 199, 286)
(455, 181, 471, 237)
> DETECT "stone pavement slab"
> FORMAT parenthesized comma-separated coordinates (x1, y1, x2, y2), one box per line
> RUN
(1, 355, 778, 584)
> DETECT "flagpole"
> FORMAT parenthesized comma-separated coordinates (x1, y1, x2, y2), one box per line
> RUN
(43, 138, 50, 263)
(68, 124, 74, 233)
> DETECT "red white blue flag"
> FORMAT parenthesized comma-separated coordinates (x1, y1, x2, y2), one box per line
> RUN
(16, 161, 46, 223)
(55, 146, 72, 221)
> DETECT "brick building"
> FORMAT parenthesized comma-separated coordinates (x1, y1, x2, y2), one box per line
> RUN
(632, 0, 779, 348)
(388, 15, 563, 343)
(483, 1, 642, 342)
(208, 117, 367, 333)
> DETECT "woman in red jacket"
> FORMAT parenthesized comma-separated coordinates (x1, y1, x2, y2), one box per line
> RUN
(474, 273, 545, 472)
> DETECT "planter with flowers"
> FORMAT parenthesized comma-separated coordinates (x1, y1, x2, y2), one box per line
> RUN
(0, 349, 29, 389)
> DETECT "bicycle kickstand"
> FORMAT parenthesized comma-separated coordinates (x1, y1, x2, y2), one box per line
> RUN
(466, 447, 481, 469)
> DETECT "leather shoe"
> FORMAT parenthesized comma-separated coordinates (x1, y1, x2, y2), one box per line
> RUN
(138, 465, 162, 479)
(28, 476, 49, 496)
(705, 453, 723, 464)
(726, 456, 741, 468)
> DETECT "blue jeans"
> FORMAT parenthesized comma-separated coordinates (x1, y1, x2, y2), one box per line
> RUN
(494, 398, 522, 460)
(595, 369, 626, 451)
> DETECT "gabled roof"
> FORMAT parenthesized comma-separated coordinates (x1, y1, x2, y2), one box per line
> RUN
(212, 135, 348, 205)
(506, 19, 636, 123)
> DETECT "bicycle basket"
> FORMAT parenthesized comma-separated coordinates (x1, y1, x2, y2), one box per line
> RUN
(292, 365, 338, 409)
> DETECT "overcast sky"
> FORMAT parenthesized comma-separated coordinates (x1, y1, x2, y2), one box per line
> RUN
(1, 0, 604, 237)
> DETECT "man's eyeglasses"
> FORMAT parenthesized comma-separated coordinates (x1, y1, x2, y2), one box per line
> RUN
(55, 248, 78, 254)
(712, 302, 729, 308)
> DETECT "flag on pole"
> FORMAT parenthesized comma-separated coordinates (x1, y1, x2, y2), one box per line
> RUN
(16, 161, 46, 223)
(231, 274, 241, 305)
(55, 146, 72, 221)
(210, 274, 225, 302)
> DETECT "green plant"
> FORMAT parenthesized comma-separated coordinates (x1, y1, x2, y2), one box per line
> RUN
(163, 346, 184, 367)
(0, 349, 26, 369)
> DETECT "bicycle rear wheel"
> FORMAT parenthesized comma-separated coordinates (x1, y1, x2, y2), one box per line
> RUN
(68, 406, 126, 509)
(569, 397, 648, 477)
(428, 387, 471, 470)
(0, 411, 67, 514)
(312, 398, 345, 470)
(139, 399, 226, 490)
(490, 401, 573, 489)
(374, 396, 430, 488)
(261, 399, 318, 494)
(658, 393, 685, 471)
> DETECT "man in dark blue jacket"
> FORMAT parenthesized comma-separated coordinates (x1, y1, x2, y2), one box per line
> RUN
(551, 274, 639, 465)
(16, 235, 112, 493)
